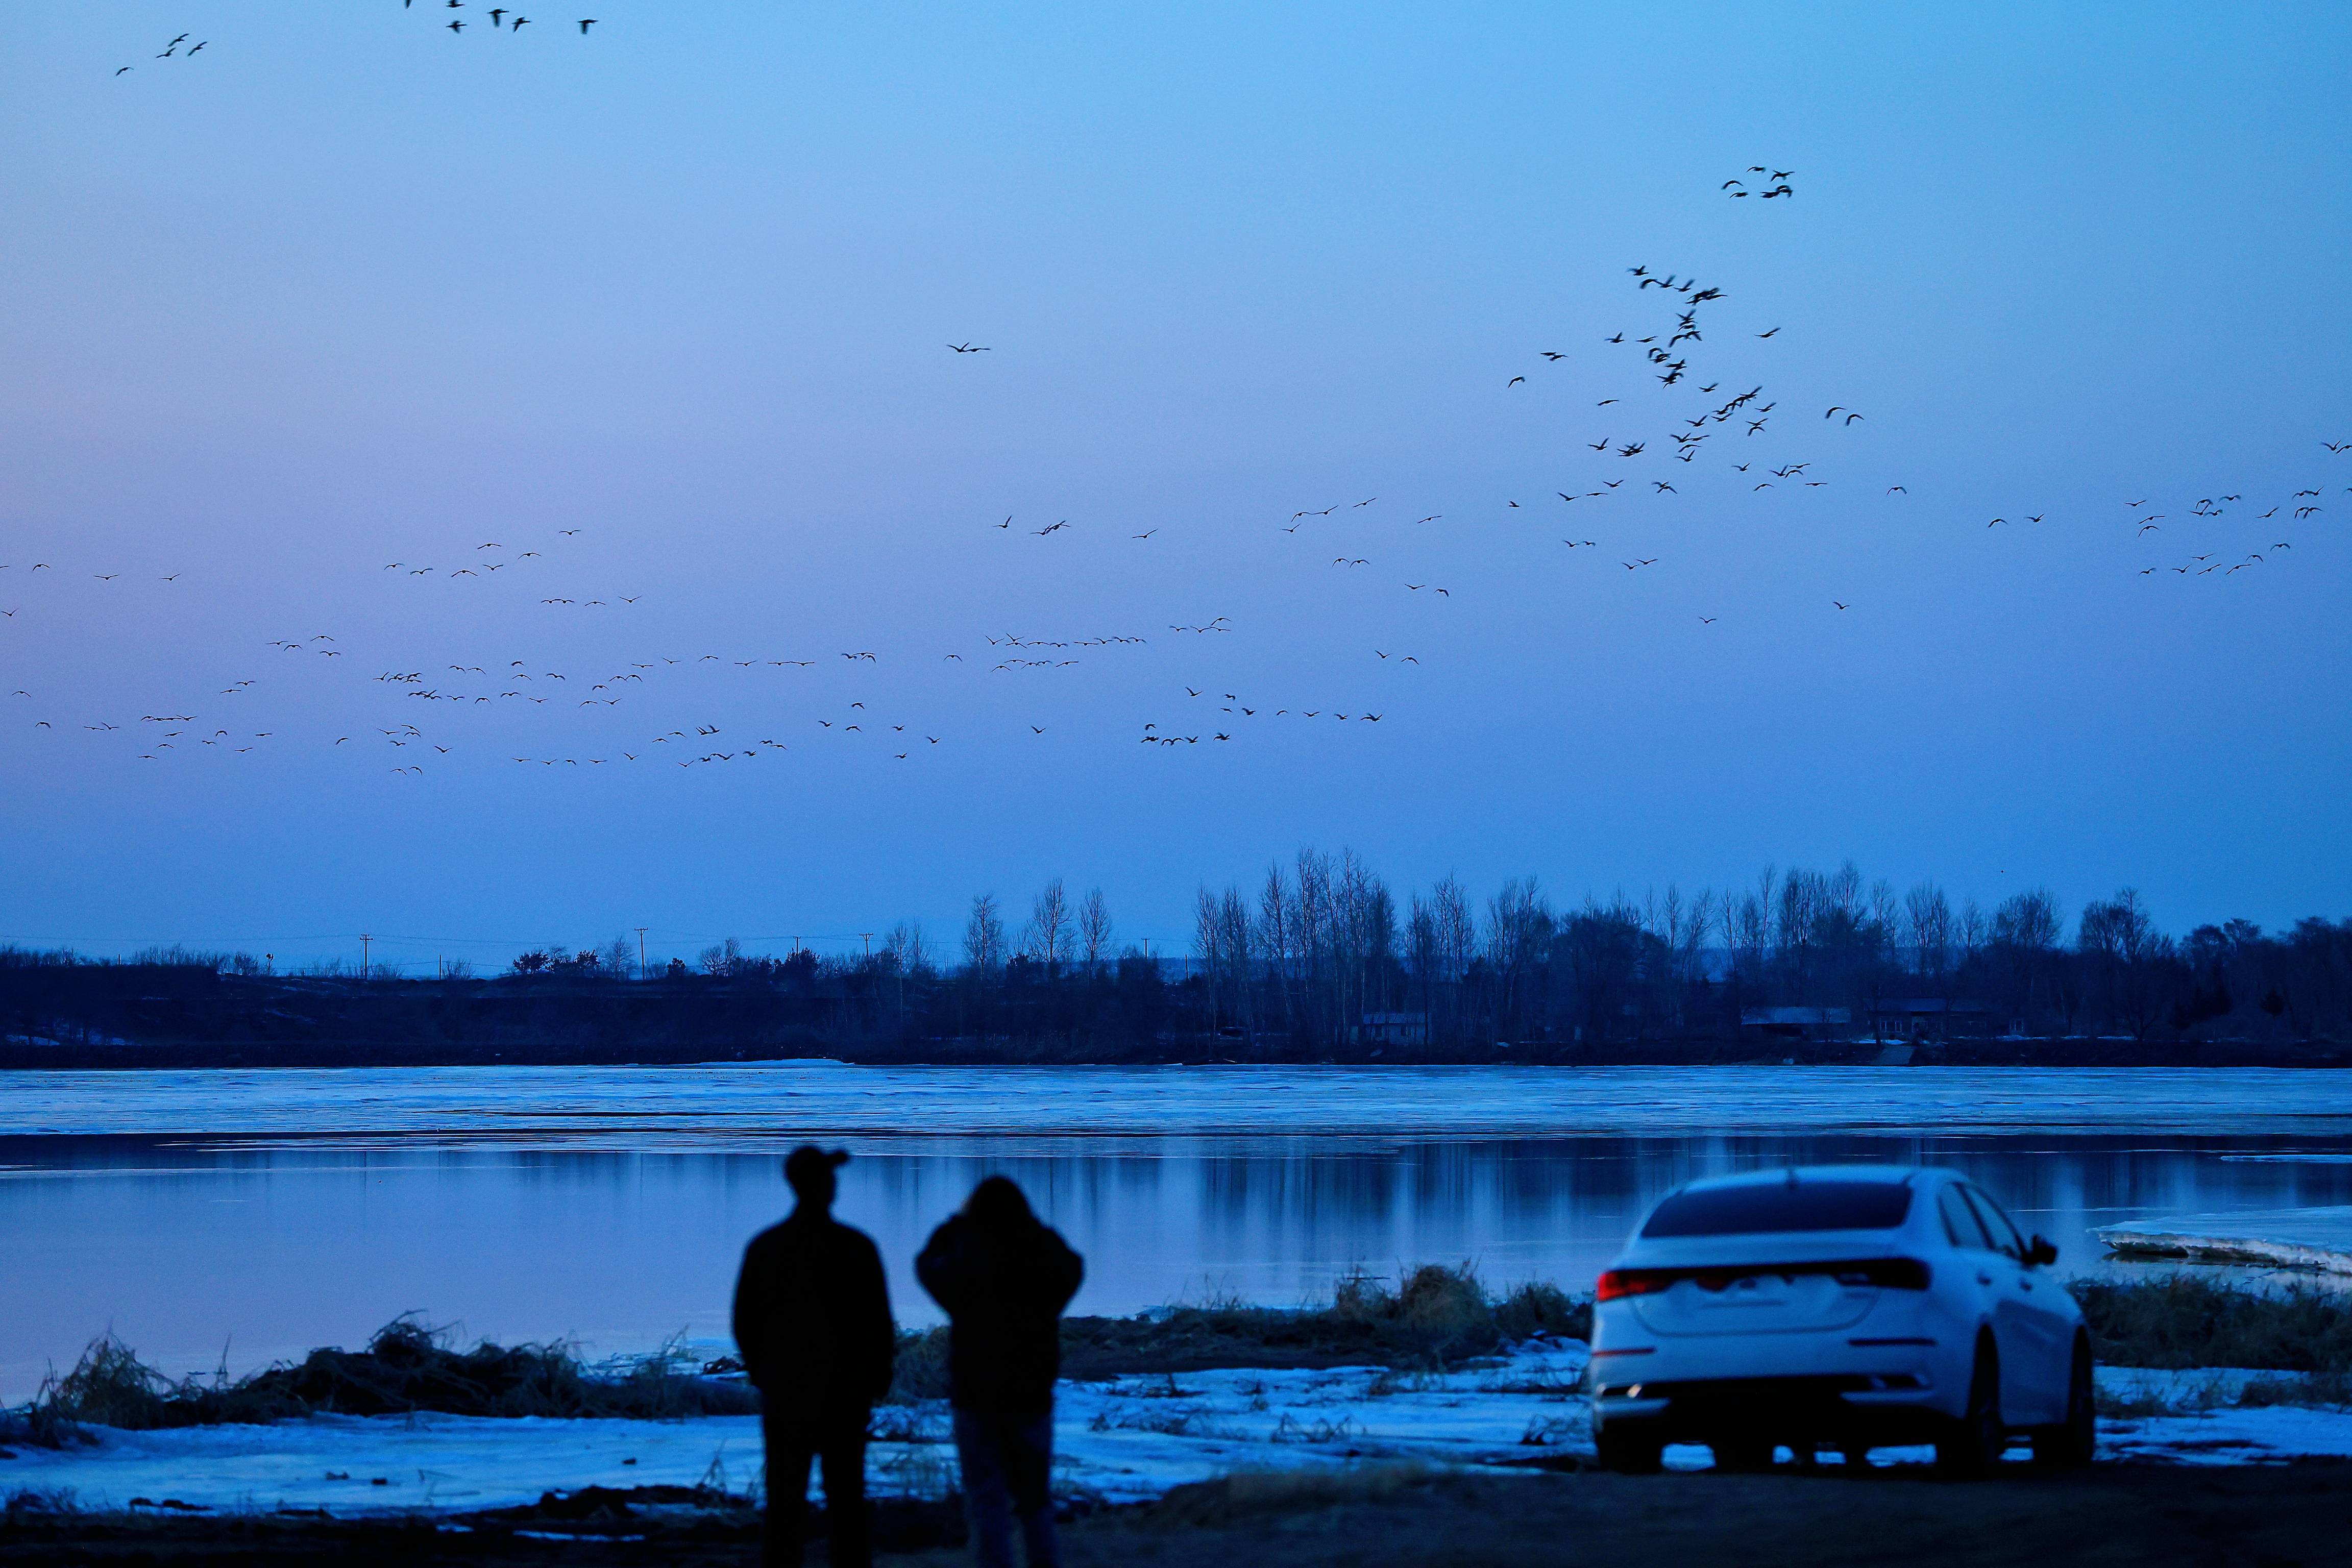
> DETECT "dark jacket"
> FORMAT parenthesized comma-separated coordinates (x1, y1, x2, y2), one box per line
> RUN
(732, 1210, 896, 1411)
(915, 1212, 1084, 1414)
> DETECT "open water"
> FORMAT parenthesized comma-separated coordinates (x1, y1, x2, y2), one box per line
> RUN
(7, 1063, 2352, 1401)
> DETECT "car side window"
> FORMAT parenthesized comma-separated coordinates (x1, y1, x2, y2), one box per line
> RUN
(1937, 1185, 1994, 1250)
(1962, 1187, 2026, 1261)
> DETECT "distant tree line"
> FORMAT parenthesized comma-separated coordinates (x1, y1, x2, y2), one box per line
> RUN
(1182, 852, 2352, 1049)
(4, 855, 2349, 1059)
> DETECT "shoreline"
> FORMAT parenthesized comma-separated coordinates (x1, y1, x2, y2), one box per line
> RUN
(10, 1426, 2352, 1568)
(5, 1036, 2344, 1070)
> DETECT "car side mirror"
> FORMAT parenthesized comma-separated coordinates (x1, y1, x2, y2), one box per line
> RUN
(2026, 1235, 2058, 1267)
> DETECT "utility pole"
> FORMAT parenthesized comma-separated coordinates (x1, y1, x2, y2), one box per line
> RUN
(635, 927, 648, 980)
(860, 932, 874, 961)
(360, 934, 371, 979)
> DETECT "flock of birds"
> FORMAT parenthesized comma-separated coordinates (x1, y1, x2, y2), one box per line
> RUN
(113, 7, 603, 73)
(8, 131, 2344, 782)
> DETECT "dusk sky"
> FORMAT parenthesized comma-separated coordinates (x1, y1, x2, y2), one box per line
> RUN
(4, 3, 2347, 970)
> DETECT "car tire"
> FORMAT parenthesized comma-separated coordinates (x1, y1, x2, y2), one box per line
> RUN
(1936, 1337, 2004, 1478)
(2034, 1337, 2095, 1469)
(1595, 1423, 1664, 1474)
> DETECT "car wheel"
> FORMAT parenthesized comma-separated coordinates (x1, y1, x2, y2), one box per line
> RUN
(2035, 1337, 2095, 1469)
(1937, 1337, 2004, 1478)
(1711, 1436, 1774, 1472)
(1595, 1424, 1664, 1474)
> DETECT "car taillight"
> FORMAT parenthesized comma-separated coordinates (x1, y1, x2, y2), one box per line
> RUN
(1597, 1257, 1931, 1299)
(1596, 1268, 1672, 1302)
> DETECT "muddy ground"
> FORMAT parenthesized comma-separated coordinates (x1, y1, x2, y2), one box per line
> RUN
(6, 1460, 2350, 1566)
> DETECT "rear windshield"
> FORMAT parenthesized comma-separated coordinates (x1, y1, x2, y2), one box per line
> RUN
(1641, 1180, 1913, 1237)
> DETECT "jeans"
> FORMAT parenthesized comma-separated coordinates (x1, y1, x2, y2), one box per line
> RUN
(952, 1407, 1058, 1568)
(762, 1406, 871, 1568)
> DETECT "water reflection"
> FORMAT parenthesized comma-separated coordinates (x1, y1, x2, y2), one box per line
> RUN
(7, 1131, 2352, 1401)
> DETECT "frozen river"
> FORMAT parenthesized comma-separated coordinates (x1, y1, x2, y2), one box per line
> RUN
(7, 1063, 2352, 1401)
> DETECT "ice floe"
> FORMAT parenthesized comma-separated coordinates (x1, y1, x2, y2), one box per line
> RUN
(2098, 1208, 2352, 1275)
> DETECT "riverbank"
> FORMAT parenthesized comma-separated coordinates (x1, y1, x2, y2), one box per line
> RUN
(7, 1033, 2344, 1069)
(11, 1274, 2352, 1513)
(8, 1461, 2352, 1566)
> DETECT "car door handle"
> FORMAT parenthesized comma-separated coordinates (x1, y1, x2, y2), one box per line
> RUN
(1976, 1272, 1993, 1286)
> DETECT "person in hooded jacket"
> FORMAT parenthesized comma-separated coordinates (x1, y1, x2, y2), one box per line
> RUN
(916, 1175, 1084, 1568)
(733, 1145, 895, 1568)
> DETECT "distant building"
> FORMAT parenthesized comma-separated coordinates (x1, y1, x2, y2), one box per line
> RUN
(1354, 1011, 1430, 1047)
(1738, 1006, 1851, 1039)
(1865, 998, 1991, 1040)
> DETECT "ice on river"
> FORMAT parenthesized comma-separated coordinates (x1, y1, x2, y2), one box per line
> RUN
(8, 1346, 2350, 1516)
(2098, 1207, 2352, 1275)
(13, 1063, 2352, 1143)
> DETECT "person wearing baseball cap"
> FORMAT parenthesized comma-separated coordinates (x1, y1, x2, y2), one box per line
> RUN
(732, 1145, 895, 1568)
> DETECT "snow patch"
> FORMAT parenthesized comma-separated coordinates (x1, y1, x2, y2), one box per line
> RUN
(7, 1343, 2350, 1516)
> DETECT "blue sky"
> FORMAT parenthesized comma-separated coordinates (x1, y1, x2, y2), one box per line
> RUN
(2, 2, 2347, 969)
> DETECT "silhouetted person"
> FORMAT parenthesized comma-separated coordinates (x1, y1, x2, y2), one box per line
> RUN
(733, 1146, 895, 1568)
(916, 1177, 1084, 1568)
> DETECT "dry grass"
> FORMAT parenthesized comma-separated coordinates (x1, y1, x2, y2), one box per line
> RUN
(886, 1325, 953, 1404)
(1138, 1462, 1443, 1530)
(2070, 1275, 2352, 1375)
(1060, 1264, 1591, 1381)
(11, 1317, 757, 1441)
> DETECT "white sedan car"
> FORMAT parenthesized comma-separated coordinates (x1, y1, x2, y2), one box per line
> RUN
(1587, 1165, 2092, 1475)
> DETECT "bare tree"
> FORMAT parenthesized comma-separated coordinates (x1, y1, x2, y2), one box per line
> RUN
(2079, 888, 2170, 1040)
(1990, 889, 2065, 1027)
(1725, 879, 1772, 992)
(1077, 888, 1112, 976)
(1644, 884, 1714, 1028)
(1026, 878, 1071, 970)
(1194, 884, 1255, 1032)
(1483, 876, 1554, 1041)
(1256, 862, 1295, 1031)
(1419, 873, 1476, 1044)
(1432, 875, 1476, 982)
(1332, 849, 1395, 1028)
(602, 934, 635, 979)
(964, 894, 1006, 975)
(1956, 900, 1988, 967)
(1904, 883, 1953, 985)
(887, 921, 932, 976)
